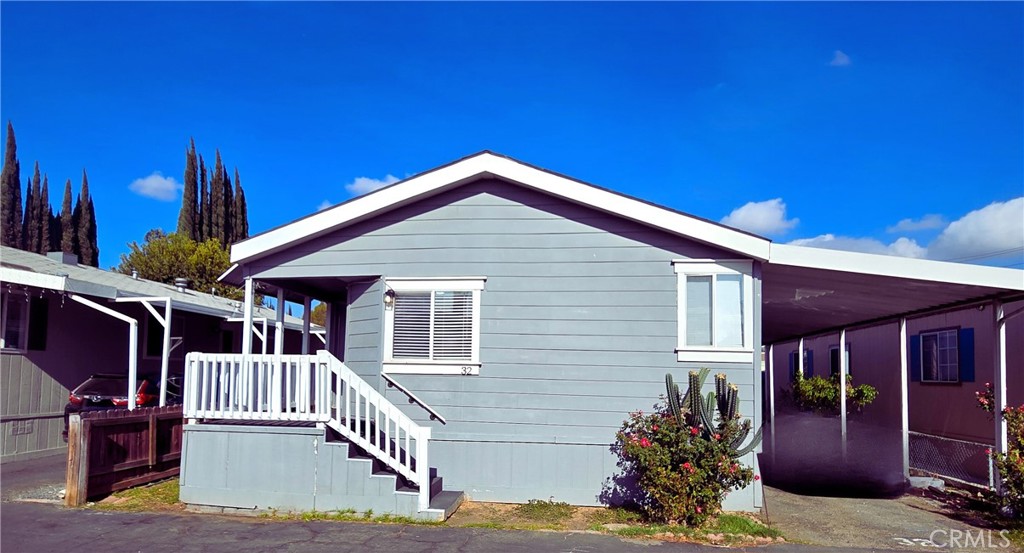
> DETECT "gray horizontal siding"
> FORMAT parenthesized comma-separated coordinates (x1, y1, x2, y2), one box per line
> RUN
(256, 178, 757, 448)
(343, 279, 383, 386)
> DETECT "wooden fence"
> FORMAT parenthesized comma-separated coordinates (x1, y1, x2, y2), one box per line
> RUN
(65, 405, 183, 506)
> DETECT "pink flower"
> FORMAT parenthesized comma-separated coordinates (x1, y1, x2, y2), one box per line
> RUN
(696, 506, 702, 513)
(714, 433, 721, 441)
(986, 448, 993, 455)
(639, 438, 651, 448)
(754, 475, 760, 481)
(690, 427, 699, 436)
(652, 424, 659, 431)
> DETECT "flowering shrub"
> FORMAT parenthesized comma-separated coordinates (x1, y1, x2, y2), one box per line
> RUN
(977, 383, 1023, 518)
(791, 373, 877, 415)
(613, 371, 759, 526)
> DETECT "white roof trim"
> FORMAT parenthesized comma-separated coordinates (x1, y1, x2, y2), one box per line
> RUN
(770, 243, 1024, 291)
(230, 152, 771, 264)
(0, 267, 67, 292)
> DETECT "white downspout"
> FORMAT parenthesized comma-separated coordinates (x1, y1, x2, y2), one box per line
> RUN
(69, 295, 139, 410)
(839, 328, 848, 461)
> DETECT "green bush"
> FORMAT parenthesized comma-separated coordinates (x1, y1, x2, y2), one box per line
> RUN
(978, 383, 1024, 519)
(791, 373, 877, 414)
(613, 370, 760, 527)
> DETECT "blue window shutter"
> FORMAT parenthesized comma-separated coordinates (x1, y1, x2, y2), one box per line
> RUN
(959, 328, 975, 382)
(910, 335, 921, 382)
(805, 350, 814, 378)
(789, 351, 797, 381)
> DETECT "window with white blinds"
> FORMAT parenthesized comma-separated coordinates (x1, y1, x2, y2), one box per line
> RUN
(393, 291, 473, 360)
(673, 260, 754, 364)
(383, 278, 485, 375)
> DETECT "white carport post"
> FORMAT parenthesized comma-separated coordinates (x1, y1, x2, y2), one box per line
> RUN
(839, 328, 848, 461)
(798, 338, 805, 378)
(69, 294, 139, 410)
(114, 297, 174, 406)
(899, 317, 910, 481)
(274, 289, 285, 357)
(301, 296, 311, 355)
(994, 301, 1008, 461)
(767, 343, 776, 463)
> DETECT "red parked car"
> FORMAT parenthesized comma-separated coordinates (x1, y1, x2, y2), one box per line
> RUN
(62, 374, 182, 442)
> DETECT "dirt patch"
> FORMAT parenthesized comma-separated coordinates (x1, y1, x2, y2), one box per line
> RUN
(447, 500, 612, 530)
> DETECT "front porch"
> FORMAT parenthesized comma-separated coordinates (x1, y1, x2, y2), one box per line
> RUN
(178, 350, 463, 520)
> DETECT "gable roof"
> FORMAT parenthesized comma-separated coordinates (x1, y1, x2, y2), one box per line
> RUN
(229, 151, 773, 265)
(0, 246, 311, 329)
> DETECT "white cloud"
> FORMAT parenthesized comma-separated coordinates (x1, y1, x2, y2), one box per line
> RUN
(886, 214, 946, 233)
(345, 174, 400, 196)
(720, 198, 799, 236)
(829, 50, 851, 67)
(788, 234, 927, 258)
(128, 172, 181, 201)
(927, 197, 1024, 262)
(317, 199, 332, 211)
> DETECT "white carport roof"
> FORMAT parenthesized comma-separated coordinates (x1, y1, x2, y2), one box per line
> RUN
(763, 244, 1023, 343)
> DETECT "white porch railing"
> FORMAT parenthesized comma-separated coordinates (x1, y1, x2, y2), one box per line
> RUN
(183, 350, 433, 511)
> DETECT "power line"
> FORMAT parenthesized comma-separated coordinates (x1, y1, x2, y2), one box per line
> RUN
(939, 246, 1024, 263)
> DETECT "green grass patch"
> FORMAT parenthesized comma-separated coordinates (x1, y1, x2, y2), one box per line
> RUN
(266, 509, 443, 526)
(710, 514, 782, 538)
(606, 513, 781, 544)
(91, 478, 180, 512)
(584, 506, 643, 526)
(513, 499, 577, 521)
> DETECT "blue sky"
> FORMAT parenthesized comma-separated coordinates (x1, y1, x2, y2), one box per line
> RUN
(2, 2, 1022, 269)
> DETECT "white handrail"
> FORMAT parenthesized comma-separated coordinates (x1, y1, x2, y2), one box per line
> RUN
(183, 350, 433, 511)
(381, 373, 447, 424)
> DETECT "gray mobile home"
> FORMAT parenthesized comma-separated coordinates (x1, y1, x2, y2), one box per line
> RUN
(178, 152, 1023, 519)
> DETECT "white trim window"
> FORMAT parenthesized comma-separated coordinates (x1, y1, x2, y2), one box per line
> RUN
(921, 329, 958, 383)
(1, 292, 30, 351)
(674, 260, 754, 363)
(383, 278, 485, 375)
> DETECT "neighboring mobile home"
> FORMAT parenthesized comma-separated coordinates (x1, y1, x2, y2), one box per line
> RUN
(0, 246, 316, 462)
(177, 152, 1023, 519)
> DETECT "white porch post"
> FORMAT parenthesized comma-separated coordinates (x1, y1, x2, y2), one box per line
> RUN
(275, 289, 285, 357)
(839, 328, 848, 461)
(261, 318, 269, 355)
(302, 296, 311, 355)
(242, 277, 254, 355)
(994, 301, 1008, 460)
(899, 317, 910, 481)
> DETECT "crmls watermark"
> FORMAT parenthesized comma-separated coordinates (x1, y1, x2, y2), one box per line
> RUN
(894, 529, 1012, 549)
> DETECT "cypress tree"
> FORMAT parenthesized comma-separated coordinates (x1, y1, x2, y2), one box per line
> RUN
(76, 170, 98, 266)
(233, 168, 248, 241)
(199, 154, 210, 242)
(38, 174, 50, 253)
(48, 207, 59, 253)
(0, 121, 23, 248)
(176, 139, 199, 240)
(23, 163, 41, 253)
(210, 150, 226, 246)
(61, 179, 75, 253)
(222, 166, 233, 245)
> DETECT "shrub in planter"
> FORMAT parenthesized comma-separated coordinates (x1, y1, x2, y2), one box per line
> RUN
(613, 369, 761, 527)
(791, 373, 877, 415)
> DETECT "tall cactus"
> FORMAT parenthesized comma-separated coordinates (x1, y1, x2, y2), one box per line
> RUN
(665, 370, 762, 457)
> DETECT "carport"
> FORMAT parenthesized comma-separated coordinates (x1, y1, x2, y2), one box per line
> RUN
(760, 244, 1023, 493)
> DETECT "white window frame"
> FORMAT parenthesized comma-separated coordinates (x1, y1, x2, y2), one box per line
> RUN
(920, 328, 958, 383)
(673, 260, 754, 363)
(382, 277, 485, 376)
(1, 292, 30, 352)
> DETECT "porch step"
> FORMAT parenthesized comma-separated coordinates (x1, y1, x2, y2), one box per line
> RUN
(318, 429, 460, 520)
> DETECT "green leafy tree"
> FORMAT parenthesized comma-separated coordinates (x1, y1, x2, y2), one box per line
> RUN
(176, 139, 199, 240)
(116, 230, 241, 299)
(1, 121, 23, 248)
(310, 302, 327, 326)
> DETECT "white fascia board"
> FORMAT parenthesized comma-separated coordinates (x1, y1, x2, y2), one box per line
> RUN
(230, 152, 771, 264)
(0, 267, 67, 291)
(770, 243, 1024, 291)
